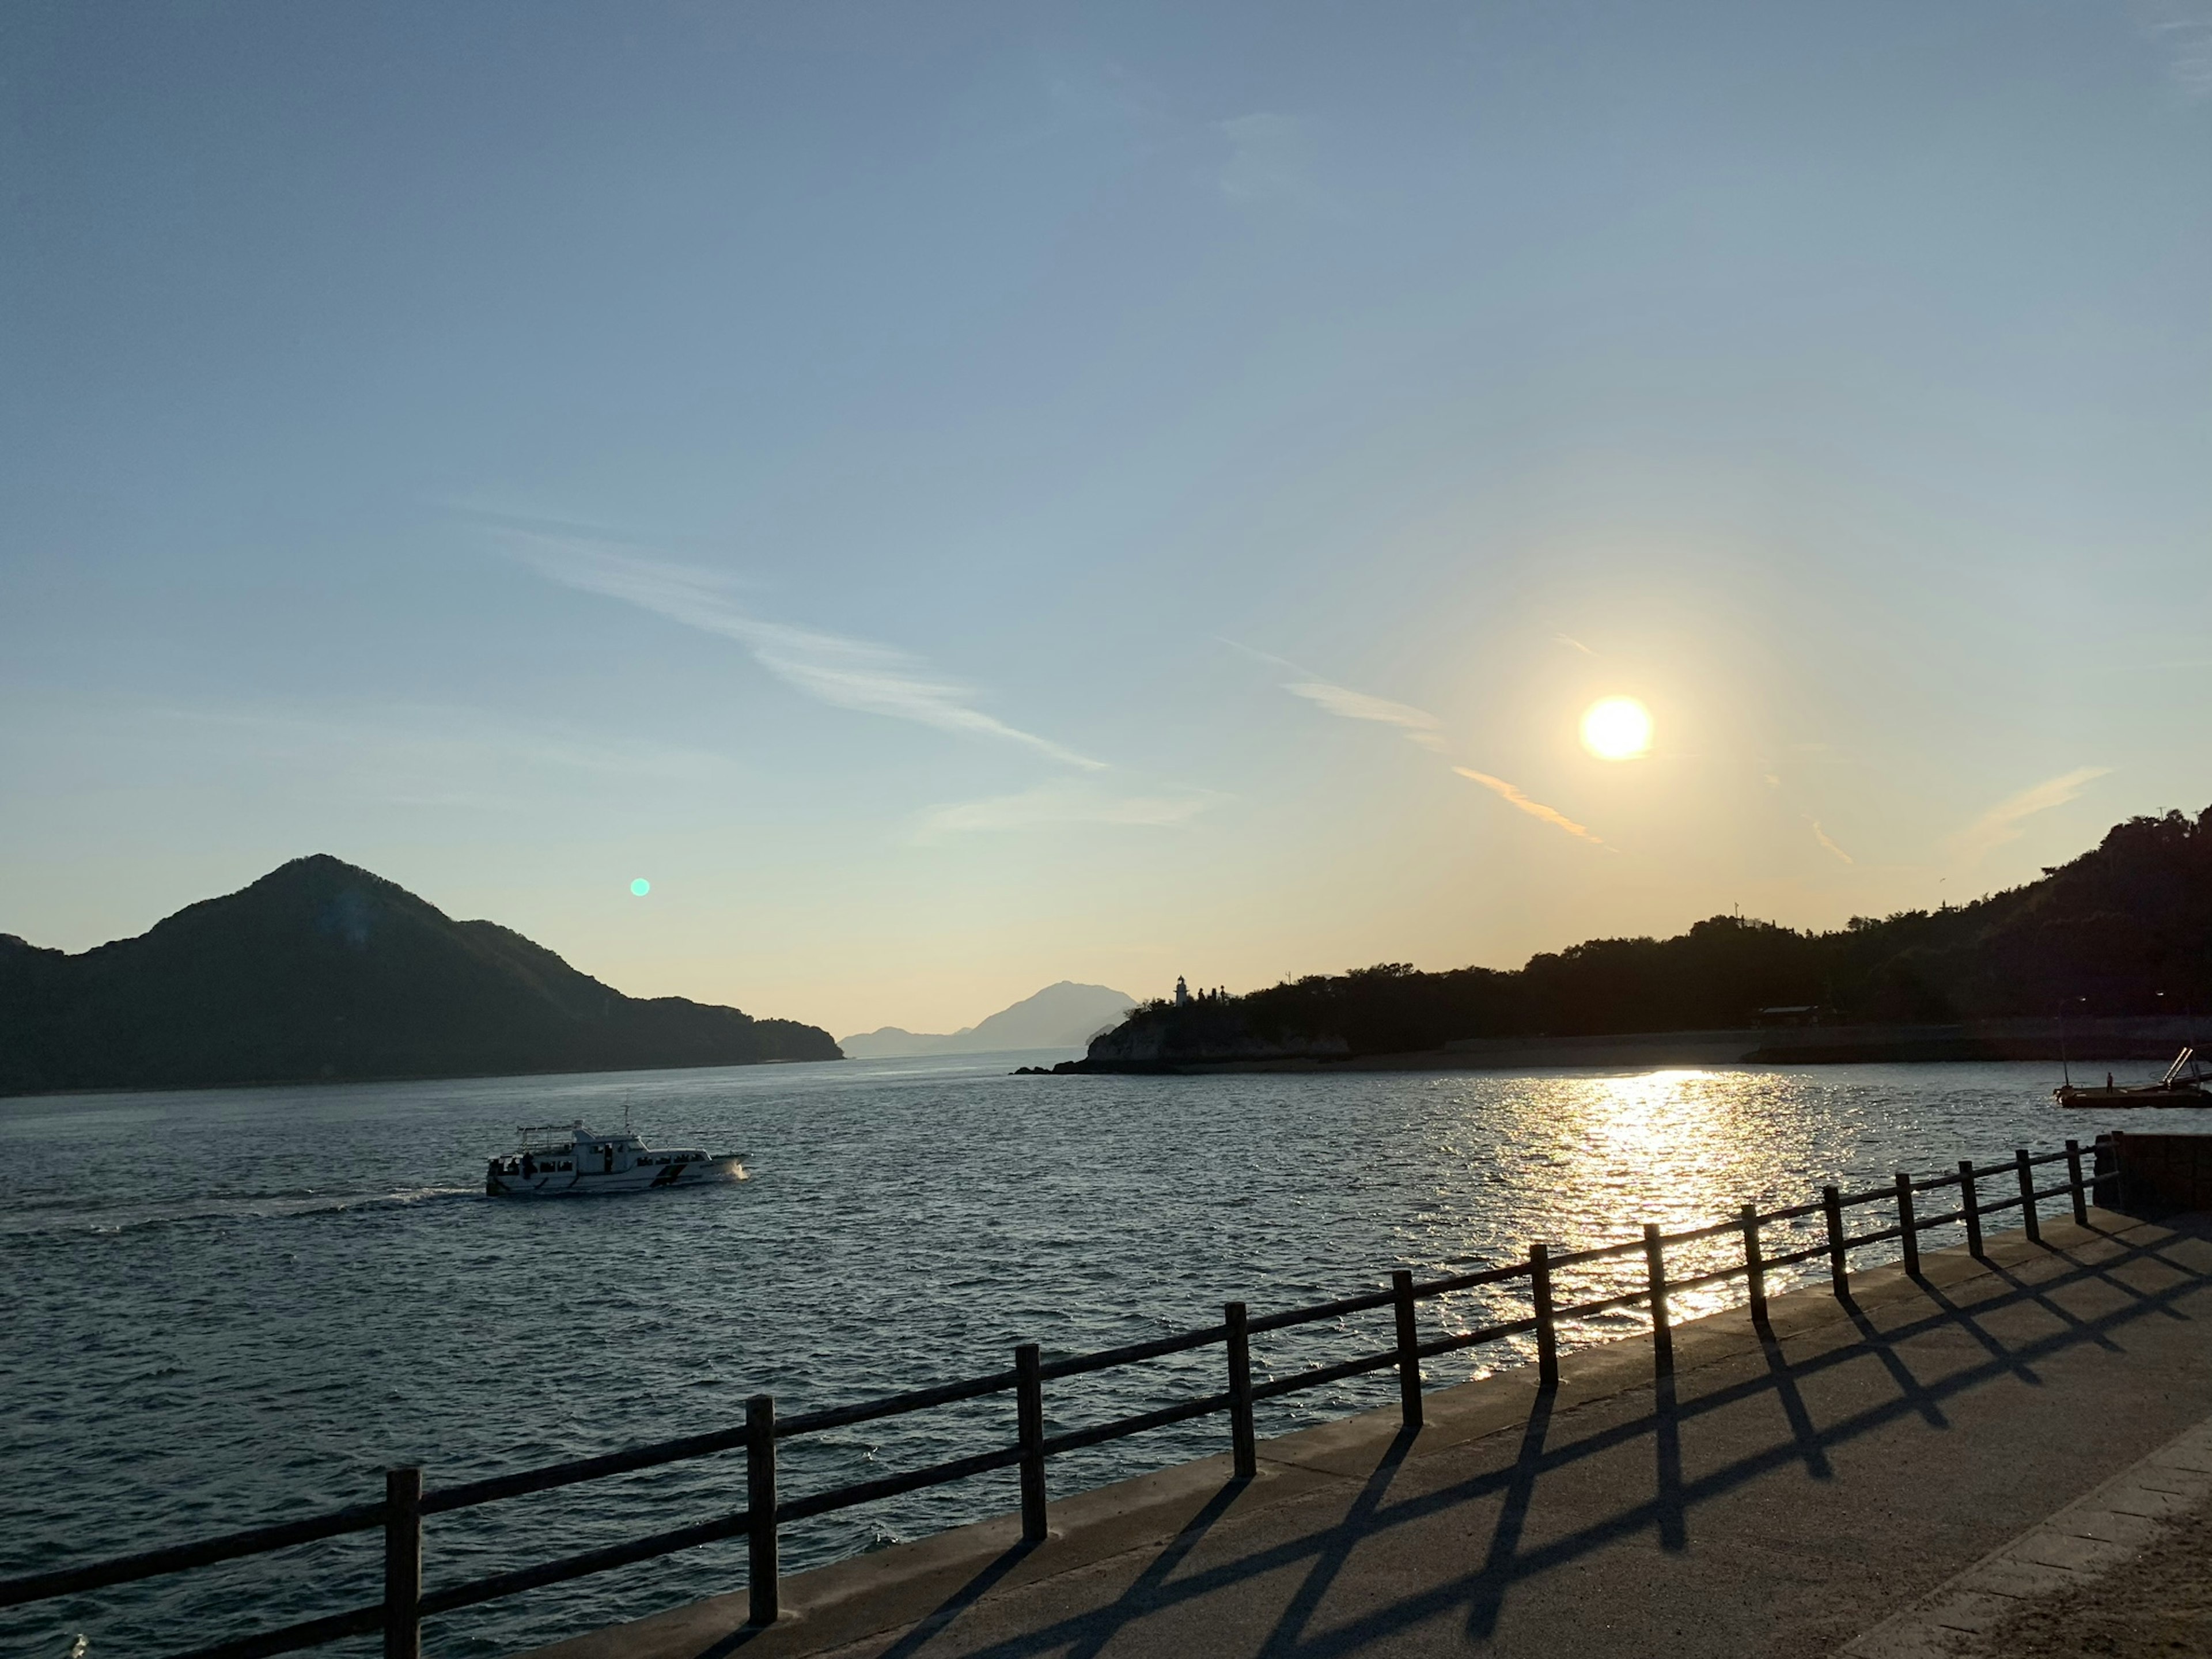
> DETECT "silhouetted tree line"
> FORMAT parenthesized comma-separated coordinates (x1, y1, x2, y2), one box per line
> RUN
(1112, 806, 2212, 1058)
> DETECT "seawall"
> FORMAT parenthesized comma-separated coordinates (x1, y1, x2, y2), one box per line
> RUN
(519, 1204, 2212, 1658)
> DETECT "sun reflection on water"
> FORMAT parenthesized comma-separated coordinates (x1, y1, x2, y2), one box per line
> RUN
(1414, 1066, 1851, 1373)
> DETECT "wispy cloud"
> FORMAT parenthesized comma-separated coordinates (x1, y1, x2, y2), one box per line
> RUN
(1953, 766, 2112, 863)
(1760, 766, 1854, 865)
(2141, 0, 2212, 96)
(1223, 641, 1448, 753)
(915, 780, 1219, 839)
(1554, 633, 1597, 657)
(1282, 681, 1448, 752)
(1455, 768, 1604, 845)
(502, 529, 1104, 770)
(1809, 820, 1854, 865)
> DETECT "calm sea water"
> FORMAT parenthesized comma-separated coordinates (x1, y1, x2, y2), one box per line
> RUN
(0, 1055, 2177, 1657)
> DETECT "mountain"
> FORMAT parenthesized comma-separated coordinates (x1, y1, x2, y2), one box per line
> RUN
(841, 981, 1137, 1058)
(0, 855, 840, 1096)
(1082, 805, 2212, 1068)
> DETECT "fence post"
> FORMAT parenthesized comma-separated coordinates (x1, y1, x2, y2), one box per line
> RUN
(1225, 1301, 1256, 1479)
(2093, 1132, 2119, 1210)
(1391, 1269, 1424, 1431)
(1740, 1206, 1766, 1327)
(1821, 1185, 1848, 1300)
(2066, 1138, 2088, 1225)
(746, 1395, 778, 1627)
(1959, 1160, 1983, 1257)
(1643, 1224, 1672, 1377)
(2015, 1149, 2041, 1245)
(1530, 1243, 1558, 1389)
(383, 1467, 421, 1659)
(1896, 1173, 1919, 1278)
(1016, 1343, 1047, 1543)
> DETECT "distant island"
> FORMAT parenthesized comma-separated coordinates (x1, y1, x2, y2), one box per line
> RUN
(0, 855, 840, 1096)
(1070, 805, 2212, 1073)
(840, 982, 1135, 1059)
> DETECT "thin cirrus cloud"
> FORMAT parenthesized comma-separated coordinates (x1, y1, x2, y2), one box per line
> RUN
(2141, 0, 2212, 95)
(1761, 768, 1854, 865)
(1952, 766, 2113, 864)
(1454, 768, 1605, 846)
(915, 779, 1221, 840)
(1228, 639, 1601, 847)
(1281, 681, 1448, 752)
(502, 527, 1104, 771)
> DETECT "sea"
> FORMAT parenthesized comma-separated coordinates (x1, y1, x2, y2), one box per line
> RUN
(0, 1055, 2178, 1658)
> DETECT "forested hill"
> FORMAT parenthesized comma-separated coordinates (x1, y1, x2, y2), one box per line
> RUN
(0, 855, 840, 1096)
(1095, 806, 2212, 1063)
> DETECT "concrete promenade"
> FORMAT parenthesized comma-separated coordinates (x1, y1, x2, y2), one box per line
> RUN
(527, 1210, 2212, 1659)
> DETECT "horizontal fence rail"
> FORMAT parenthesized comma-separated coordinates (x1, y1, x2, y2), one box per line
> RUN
(2, 1134, 2123, 1658)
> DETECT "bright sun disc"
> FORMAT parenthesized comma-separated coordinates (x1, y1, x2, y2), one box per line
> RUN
(1580, 696, 1653, 761)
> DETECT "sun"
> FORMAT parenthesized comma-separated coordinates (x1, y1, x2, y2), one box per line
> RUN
(1580, 696, 1653, 761)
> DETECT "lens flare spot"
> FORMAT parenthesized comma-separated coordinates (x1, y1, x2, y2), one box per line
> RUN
(630, 878, 651, 897)
(1580, 697, 1653, 761)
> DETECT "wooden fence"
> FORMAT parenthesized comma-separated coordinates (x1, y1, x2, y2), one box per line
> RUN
(0, 1135, 2118, 1659)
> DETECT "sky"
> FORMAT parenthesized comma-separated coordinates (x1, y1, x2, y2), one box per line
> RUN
(3, 1, 2210, 1040)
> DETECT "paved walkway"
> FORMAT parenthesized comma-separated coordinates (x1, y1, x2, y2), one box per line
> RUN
(527, 1210, 2212, 1659)
(1841, 1412, 2212, 1656)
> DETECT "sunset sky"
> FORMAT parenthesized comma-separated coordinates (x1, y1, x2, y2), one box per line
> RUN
(5, 1, 2210, 1038)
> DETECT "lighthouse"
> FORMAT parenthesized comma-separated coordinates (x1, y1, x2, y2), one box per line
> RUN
(1175, 975, 1191, 1007)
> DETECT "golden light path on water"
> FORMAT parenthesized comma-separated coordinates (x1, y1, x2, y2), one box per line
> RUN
(1415, 1069, 1861, 1376)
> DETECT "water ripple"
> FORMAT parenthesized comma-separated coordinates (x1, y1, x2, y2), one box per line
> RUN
(0, 1055, 2154, 1656)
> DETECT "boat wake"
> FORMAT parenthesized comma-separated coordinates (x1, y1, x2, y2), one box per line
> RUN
(2, 1184, 483, 1241)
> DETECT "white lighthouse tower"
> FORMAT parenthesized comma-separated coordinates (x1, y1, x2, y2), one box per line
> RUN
(1174, 975, 1191, 1007)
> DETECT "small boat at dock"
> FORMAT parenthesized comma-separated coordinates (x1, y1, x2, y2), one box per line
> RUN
(485, 1121, 744, 1197)
(2054, 1047, 2212, 1108)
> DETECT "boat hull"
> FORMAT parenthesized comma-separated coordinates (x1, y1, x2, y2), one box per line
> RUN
(486, 1154, 745, 1198)
(2054, 1087, 2211, 1108)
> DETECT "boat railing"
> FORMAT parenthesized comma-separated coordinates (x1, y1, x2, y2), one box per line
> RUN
(0, 1134, 2122, 1659)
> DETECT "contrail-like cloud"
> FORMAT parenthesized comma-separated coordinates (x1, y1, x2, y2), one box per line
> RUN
(505, 531, 1105, 770)
(1455, 768, 1604, 844)
(1221, 641, 1448, 752)
(1809, 820, 1854, 865)
(1953, 766, 2112, 863)
(1281, 680, 1448, 751)
(1761, 766, 1854, 865)
(1225, 639, 1607, 845)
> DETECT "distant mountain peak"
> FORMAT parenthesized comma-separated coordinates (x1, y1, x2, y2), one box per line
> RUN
(840, 982, 1137, 1059)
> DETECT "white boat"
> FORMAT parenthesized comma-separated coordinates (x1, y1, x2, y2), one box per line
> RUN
(484, 1121, 744, 1198)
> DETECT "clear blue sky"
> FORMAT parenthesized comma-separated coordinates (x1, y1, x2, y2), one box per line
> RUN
(4, 1, 2209, 1037)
